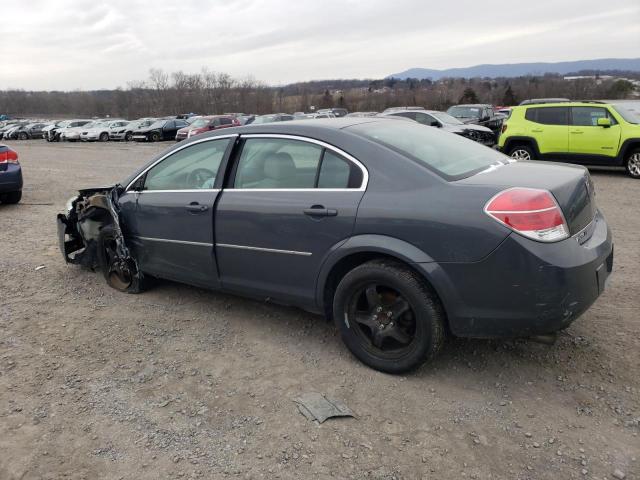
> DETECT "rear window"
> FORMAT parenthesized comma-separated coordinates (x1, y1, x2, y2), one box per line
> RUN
(347, 121, 508, 181)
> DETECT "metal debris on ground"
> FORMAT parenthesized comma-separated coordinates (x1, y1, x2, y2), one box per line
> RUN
(293, 393, 355, 423)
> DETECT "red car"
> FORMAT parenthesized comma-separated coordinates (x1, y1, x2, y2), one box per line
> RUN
(175, 115, 239, 141)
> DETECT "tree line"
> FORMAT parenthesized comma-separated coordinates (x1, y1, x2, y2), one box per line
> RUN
(0, 68, 637, 119)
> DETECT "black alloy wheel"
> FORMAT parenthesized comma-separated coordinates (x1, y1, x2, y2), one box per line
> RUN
(333, 259, 445, 373)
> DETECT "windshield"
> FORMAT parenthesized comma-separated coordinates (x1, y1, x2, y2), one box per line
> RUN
(190, 118, 210, 128)
(252, 115, 277, 124)
(612, 104, 640, 124)
(348, 121, 508, 180)
(447, 106, 482, 118)
(431, 112, 464, 125)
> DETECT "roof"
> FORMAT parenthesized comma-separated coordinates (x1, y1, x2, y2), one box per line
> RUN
(513, 101, 616, 109)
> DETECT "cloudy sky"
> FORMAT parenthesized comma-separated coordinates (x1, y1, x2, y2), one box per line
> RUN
(2, 0, 639, 91)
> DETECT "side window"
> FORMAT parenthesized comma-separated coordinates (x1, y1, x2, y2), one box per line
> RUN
(219, 118, 232, 125)
(393, 112, 416, 120)
(414, 113, 437, 126)
(143, 138, 230, 191)
(525, 107, 568, 125)
(234, 138, 323, 189)
(317, 150, 362, 189)
(163, 121, 174, 130)
(571, 107, 617, 126)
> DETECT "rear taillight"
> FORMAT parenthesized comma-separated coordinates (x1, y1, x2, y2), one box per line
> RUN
(484, 187, 569, 242)
(0, 148, 19, 164)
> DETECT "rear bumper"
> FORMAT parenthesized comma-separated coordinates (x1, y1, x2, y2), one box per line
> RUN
(421, 210, 613, 338)
(0, 163, 23, 193)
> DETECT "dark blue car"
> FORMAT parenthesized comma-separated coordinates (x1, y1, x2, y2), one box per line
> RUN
(57, 118, 613, 373)
(0, 144, 22, 204)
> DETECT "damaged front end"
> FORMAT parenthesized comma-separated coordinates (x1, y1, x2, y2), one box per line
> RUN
(57, 186, 143, 292)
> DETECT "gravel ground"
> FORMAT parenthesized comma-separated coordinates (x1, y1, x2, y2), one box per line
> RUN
(0, 141, 638, 480)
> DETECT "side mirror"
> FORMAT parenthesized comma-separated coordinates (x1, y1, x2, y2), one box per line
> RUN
(430, 121, 441, 128)
(597, 117, 611, 128)
(131, 176, 145, 192)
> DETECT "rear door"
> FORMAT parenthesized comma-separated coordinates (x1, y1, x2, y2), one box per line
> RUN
(569, 106, 621, 159)
(214, 135, 367, 306)
(524, 106, 569, 155)
(119, 136, 235, 288)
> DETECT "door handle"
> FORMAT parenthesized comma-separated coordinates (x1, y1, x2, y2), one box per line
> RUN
(303, 205, 338, 217)
(531, 129, 543, 133)
(186, 202, 208, 213)
(570, 131, 584, 134)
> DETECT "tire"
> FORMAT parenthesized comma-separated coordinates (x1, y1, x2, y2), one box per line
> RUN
(508, 144, 535, 160)
(333, 259, 445, 374)
(19, 132, 28, 140)
(624, 149, 640, 179)
(125, 132, 133, 142)
(1, 191, 22, 204)
(99, 132, 109, 142)
(96, 225, 153, 294)
(150, 132, 160, 142)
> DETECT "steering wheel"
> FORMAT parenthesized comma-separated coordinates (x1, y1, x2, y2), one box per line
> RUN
(187, 168, 215, 188)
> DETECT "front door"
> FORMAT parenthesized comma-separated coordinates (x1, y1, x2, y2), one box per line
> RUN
(119, 137, 233, 288)
(215, 135, 367, 306)
(569, 106, 621, 159)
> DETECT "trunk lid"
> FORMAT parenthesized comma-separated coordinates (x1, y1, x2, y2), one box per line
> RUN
(458, 160, 596, 235)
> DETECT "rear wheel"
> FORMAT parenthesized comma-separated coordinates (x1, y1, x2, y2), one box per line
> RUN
(508, 144, 535, 160)
(1, 191, 21, 204)
(97, 225, 153, 293)
(99, 132, 109, 142)
(333, 259, 445, 374)
(625, 149, 640, 179)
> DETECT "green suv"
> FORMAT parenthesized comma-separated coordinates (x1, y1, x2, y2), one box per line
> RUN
(498, 101, 640, 178)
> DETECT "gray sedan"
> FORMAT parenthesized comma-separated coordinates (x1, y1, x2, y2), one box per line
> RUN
(57, 118, 613, 373)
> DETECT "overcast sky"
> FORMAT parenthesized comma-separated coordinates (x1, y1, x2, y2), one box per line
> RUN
(2, 0, 639, 91)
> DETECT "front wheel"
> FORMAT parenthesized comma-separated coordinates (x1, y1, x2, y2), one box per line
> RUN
(125, 132, 133, 142)
(508, 144, 535, 161)
(150, 132, 160, 142)
(333, 259, 445, 374)
(96, 225, 153, 293)
(99, 132, 109, 142)
(19, 132, 28, 140)
(625, 149, 640, 179)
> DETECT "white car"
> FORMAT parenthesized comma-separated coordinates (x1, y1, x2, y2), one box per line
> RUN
(80, 120, 128, 142)
(58, 120, 93, 142)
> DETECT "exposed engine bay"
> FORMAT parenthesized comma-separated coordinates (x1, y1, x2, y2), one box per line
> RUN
(57, 185, 143, 291)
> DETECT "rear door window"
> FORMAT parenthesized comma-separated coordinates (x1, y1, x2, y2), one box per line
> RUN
(525, 107, 569, 125)
(234, 138, 323, 189)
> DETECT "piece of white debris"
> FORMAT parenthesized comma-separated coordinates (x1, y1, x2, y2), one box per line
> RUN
(35, 265, 46, 271)
(293, 393, 355, 423)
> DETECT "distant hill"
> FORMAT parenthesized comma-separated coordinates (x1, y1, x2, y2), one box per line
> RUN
(388, 58, 640, 80)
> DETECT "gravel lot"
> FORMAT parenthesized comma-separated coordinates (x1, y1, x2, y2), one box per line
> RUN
(1, 141, 638, 480)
